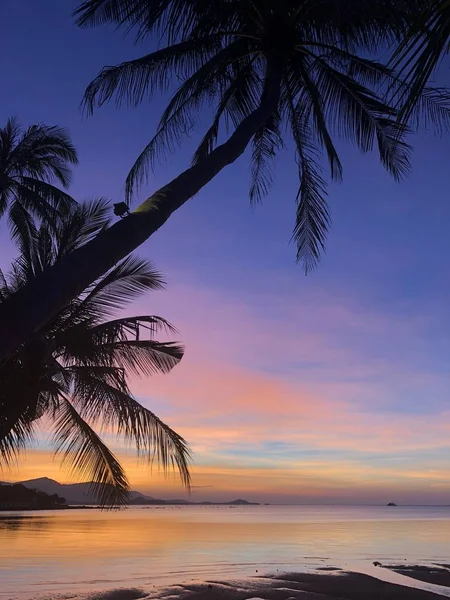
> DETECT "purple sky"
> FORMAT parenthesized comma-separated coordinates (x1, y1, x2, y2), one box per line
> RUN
(2, 0, 450, 503)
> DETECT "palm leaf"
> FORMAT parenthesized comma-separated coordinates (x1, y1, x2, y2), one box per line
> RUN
(54, 197, 112, 260)
(390, 0, 450, 120)
(287, 86, 330, 274)
(0, 117, 78, 235)
(7, 201, 38, 263)
(406, 85, 450, 134)
(0, 412, 35, 468)
(0, 269, 9, 301)
(52, 396, 130, 507)
(73, 256, 165, 320)
(74, 0, 211, 43)
(249, 113, 284, 205)
(308, 53, 412, 178)
(17, 178, 76, 213)
(289, 59, 343, 182)
(68, 368, 191, 487)
(10, 124, 78, 187)
(192, 56, 259, 165)
(124, 38, 251, 199)
(82, 37, 221, 114)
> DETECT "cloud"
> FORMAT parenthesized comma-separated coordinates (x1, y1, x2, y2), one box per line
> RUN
(12, 276, 450, 503)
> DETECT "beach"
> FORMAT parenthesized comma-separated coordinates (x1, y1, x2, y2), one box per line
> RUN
(77, 570, 450, 600)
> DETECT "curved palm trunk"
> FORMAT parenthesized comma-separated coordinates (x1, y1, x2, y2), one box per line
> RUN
(0, 66, 282, 362)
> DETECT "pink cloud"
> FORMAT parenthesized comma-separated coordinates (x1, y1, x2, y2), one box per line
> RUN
(11, 276, 450, 502)
(124, 280, 450, 459)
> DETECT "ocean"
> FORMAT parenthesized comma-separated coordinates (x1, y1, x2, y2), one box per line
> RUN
(0, 505, 449, 599)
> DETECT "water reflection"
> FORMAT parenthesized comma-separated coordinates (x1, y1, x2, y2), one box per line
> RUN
(0, 514, 49, 532)
(0, 506, 449, 599)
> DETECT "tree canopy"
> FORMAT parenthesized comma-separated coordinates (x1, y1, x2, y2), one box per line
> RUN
(0, 198, 191, 506)
(0, 117, 78, 244)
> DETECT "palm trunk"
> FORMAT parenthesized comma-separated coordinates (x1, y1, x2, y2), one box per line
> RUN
(0, 64, 282, 362)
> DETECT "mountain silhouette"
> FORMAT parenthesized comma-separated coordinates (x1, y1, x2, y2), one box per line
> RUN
(19, 478, 156, 505)
(18, 478, 259, 505)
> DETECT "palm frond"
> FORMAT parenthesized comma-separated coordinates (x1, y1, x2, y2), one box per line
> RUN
(374, 117, 411, 181)
(0, 269, 9, 301)
(17, 178, 76, 213)
(289, 60, 343, 182)
(7, 201, 38, 264)
(390, 0, 450, 121)
(35, 225, 56, 273)
(74, 0, 211, 43)
(54, 197, 112, 260)
(0, 380, 43, 468)
(249, 113, 283, 204)
(65, 334, 183, 377)
(0, 117, 21, 163)
(82, 37, 221, 114)
(58, 314, 181, 369)
(124, 39, 251, 200)
(192, 57, 259, 165)
(0, 413, 35, 468)
(73, 256, 165, 321)
(0, 117, 78, 233)
(90, 314, 179, 338)
(407, 85, 450, 134)
(69, 369, 191, 487)
(0, 353, 52, 468)
(287, 83, 330, 274)
(52, 396, 130, 507)
(11, 124, 78, 186)
(308, 53, 412, 178)
(9, 181, 62, 231)
(102, 339, 183, 375)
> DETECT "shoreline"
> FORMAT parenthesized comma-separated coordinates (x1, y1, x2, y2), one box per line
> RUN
(0, 505, 100, 511)
(100, 571, 450, 600)
(4, 566, 450, 599)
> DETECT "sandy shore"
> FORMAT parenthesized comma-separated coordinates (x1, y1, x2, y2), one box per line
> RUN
(137, 571, 449, 600)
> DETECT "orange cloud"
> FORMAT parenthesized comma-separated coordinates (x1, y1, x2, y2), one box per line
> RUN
(9, 279, 450, 503)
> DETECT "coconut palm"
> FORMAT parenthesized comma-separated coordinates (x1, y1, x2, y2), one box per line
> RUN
(78, 0, 422, 272)
(0, 0, 444, 360)
(0, 197, 190, 507)
(0, 117, 78, 242)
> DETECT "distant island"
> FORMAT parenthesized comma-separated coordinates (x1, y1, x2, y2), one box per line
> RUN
(0, 483, 66, 511)
(387, 502, 398, 506)
(1, 478, 259, 507)
(129, 495, 259, 506)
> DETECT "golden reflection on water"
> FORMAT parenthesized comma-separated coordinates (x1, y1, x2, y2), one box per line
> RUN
(1, 506, 449, 598)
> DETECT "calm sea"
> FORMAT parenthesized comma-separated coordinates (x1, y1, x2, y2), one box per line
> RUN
(0, 505, 449, 599)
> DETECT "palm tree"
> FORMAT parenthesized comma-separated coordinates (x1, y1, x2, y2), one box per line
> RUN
(0, 0, 443, 360)
(0, 197, 190, 507)
(0, 117, 78, 242)
(78, 0, 420, 273)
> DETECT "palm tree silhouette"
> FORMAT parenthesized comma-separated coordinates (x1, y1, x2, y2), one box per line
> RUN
(78, 0, 417, 270)
(0, 198, 190, 507)
(0, 0, 444, 359)
(0, 117, 78, 243)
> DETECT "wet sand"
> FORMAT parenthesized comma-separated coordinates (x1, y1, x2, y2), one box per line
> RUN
(384, 565, 450, 588)
(149, 572, 447, 600)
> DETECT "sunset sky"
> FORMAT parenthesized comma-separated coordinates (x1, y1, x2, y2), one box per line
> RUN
(1, 0, 450, 504)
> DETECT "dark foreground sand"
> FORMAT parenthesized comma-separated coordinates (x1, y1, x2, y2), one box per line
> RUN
(138, 571, 448, 600)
